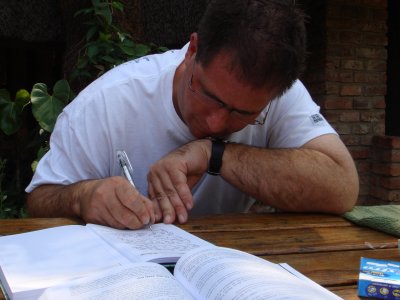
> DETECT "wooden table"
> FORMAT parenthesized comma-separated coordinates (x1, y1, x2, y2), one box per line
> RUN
(1, 213, 399, 299)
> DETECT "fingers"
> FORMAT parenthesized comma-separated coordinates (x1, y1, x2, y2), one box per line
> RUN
(115, 180, 155, 229)
(148, 170, 193, 224)
(81, 177, 155, 230)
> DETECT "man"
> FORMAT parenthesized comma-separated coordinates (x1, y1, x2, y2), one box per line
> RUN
(26, 0, 359, 229)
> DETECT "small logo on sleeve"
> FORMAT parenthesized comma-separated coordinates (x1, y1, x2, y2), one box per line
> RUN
(310, 113, 326, 126)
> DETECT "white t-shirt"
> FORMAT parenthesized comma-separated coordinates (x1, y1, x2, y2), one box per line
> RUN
(26, 44, 336, 215)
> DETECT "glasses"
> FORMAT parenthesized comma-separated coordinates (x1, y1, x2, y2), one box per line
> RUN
(188, 63, 271, 126)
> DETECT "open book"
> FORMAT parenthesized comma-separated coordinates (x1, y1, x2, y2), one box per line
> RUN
(38, 246, 342, 300)
(0, 223, 212, 300)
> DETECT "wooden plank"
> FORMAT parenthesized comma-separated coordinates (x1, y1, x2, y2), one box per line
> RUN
(0, 213, 353, 235)
(0, 218, 83, 235)
(262, 248, 400, 287)
(180, 213, 354, 232)
(194, 226, 398, 255)
(328, 285, 361, 300)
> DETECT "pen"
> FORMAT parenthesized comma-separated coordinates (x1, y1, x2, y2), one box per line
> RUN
(117, 150, 153, 231)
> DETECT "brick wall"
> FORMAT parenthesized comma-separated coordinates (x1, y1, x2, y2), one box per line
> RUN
(370, 136, 400, 203)
(302, 0, 390, 205)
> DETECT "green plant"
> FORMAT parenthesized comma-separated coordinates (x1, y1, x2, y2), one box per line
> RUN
(71, 0, 165, 85)
(0, 81, 73, 217)
(0, 0, 165, 218)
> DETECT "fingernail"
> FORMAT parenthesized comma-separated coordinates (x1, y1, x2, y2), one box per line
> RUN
(164, 215, 171, 224)
(178, 214, 186, 223)
(143, 217, 150, 225)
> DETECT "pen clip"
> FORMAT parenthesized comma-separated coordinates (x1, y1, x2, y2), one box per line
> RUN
(117, 150, 136, 188)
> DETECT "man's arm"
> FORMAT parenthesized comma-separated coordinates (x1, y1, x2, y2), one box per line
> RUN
(26, 177, 155, 229)
(221, 134, 359, 214)
(148, 134, 359, 223)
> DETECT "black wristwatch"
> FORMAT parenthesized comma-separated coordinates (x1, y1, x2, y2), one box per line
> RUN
(207, 138, 227, 176)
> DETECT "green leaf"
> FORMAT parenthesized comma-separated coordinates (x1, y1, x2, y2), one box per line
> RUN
(133, 44, 151, 58)
(15, 89, 30, 113)
(111, 1, 124, 11)
(0, 89, 29, 135)
(86, 26, 98, 42)
(31, 80, 71, 132)
(87, 44, 100, 59)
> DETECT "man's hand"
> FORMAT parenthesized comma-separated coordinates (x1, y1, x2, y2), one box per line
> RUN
(26, 177, 155, 230)
(147, 139, 211, 224)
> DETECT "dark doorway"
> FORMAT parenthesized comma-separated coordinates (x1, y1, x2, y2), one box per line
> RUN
(386, 0, 400, 136)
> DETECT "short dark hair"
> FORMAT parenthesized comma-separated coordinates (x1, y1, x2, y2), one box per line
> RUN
(196, 0, 307, 97)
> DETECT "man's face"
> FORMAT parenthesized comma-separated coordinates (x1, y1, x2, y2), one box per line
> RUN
(176, 51, 273, 138)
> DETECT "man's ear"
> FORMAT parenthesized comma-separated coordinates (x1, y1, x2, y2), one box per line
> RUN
(184, 33, 198, 64)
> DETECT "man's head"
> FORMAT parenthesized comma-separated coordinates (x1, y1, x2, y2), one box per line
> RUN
(196, 0, 307, 97)
(174, 0, 307, 138)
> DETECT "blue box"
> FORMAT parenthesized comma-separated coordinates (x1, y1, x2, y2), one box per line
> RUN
(358, 257, 400, 299)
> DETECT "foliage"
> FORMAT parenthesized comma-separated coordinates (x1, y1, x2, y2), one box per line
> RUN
(70, 0, 166, 85)
(0, 0, 166, 218)
(0, 81, 73, 218)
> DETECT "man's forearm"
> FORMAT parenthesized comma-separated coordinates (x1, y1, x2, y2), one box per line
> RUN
(220, 142, 358, 214)
(26, 183, 85, 218)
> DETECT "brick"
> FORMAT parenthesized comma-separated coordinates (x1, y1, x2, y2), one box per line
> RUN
(382, 150, 400, 163)
(340, 85, 362, 96)
(372, 136, 400, 149)
(353, 98, 373, 109)
(340, 5, 369, 19)
(371, 8, 387, 20)
(341, 59, 364, 70)
(369, 186, 400, 202)
(322, 97, 353, 109)
(372, 97, 386, 109)
(356, 160, 371, 173)
(362, 32, 388, 46)
(325, 82, 340, 95)
(340, 111, 360, 122)
(360, 135, 373, 145)
(365, 60, 386, 71)
(341, 134, 361, 145)
(340, 31, 362, 44)
(372, 123, 385, 135)
(373, 142, 400, 162)
(360, 111, 385, 122)
(372, 163, 400, 176)
(325, 70, 340, 82)
(339, 71, 354, 83)
(361, 0, 387, 8)
(350, 146, 371, 159)
(325, 58, 341, 70)
(354, 72, 386, 84)
(356, 47, 387, 59)
(379, 177, 400, 189)
(326, 18, 361, 30)
(364, 85, 387, 96)
(361, 21, 387, 33)
(352, 123, 371, 134)
(333, 123, 352, 135)
(327, 46, 355, 58)
(323, 111, 341, 122)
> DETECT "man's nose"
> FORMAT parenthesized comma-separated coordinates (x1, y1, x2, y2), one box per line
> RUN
(205, 108, 230, 134)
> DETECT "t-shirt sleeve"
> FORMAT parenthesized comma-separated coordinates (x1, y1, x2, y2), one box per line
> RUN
(266, 80, 337, 148)
(25, 97, 112, 193)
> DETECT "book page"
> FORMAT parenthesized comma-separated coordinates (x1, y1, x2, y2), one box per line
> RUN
(39, 262, 195, 300)
(86, 223, 213, 263)
(174, 247, 341, 300)
(0, 225, 129, 300)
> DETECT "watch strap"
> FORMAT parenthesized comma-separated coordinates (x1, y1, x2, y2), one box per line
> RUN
(207, 138, 226, 176)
